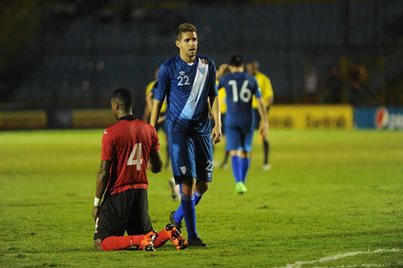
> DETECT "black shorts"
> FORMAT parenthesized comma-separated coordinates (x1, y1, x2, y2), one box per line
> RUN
(93, 189, 153, 241)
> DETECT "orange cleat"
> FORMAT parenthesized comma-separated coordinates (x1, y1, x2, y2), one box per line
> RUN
(165, 224, 188, 250)
(139, 230, 157, 251)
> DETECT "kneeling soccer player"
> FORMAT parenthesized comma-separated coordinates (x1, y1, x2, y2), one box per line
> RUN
(92, 88, 187, 251)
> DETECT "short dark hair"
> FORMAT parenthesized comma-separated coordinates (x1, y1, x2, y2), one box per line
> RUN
(229, 54, 243, 67)
(176, 23, 197, 40)
(111, 88, 132, 110)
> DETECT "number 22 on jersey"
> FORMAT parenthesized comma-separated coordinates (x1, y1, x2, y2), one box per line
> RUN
(127, 143, 143, 171)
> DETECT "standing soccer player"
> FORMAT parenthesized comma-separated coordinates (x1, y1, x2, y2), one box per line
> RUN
(150, 23, 221, 247)
(93, 88, 187, 251)
(247, 61, 274, 171)
(218, 55, 268, 194)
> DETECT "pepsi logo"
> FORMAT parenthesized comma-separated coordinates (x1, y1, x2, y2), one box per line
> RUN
(375, 107, 389, 129)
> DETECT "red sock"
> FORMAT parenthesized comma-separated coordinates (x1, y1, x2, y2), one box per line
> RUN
(101, 235, 144, 251)
(153, 229, 170, 248)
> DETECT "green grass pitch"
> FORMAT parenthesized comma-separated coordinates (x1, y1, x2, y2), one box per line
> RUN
(0, 129, 402, 267)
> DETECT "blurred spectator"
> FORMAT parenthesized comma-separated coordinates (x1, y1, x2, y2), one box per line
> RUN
(349, 61, 370, 105)
(324, 66, 343, 103)
(304, 68, 318, 103)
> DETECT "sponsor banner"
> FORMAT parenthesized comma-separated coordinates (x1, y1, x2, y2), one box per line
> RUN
(355, 106, 403, 130)
(269, 105, 353, 129)
(0, 110, 47, 129)
(71, 109, 115, 128)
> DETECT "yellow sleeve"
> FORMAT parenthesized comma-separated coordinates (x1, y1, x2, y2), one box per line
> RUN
(252, 72, 274, 108)
(218, 87, 227, 114)
(145, 81, 155, 95)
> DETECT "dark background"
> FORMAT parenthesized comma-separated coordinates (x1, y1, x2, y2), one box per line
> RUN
(1, 0, 402, 116)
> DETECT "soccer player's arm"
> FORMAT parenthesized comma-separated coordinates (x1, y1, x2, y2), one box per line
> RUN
(209, 62, 222, 144)
(143, 81, 155, 122)
(263, 76, 274, 110)
(150, 66, 168, 128)
(149, 127, 163, 173)
(256, 86, 269, 137)
(92, 131, 113, 221)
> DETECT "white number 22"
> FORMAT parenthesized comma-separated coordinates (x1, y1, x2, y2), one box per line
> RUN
(127, 143, 143, 171)
(177, 75, 190, 86)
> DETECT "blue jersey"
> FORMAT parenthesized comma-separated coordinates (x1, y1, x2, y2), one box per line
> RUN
(218, 72, 262, 127)
(154, 55, 217, 135)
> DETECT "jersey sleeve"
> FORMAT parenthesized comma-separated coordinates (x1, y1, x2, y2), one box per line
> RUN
(101, 129, 114, 161)
(154, 63, 170, 102)
(253, 78, 262, 98)
(145, 80, 155, 95)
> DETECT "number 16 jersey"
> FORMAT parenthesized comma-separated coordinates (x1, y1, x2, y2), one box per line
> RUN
(218, 72, 262, 128)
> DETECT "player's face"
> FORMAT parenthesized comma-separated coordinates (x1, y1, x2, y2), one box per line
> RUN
(110, 100, 119, 119)
(176, 31, 198, 61)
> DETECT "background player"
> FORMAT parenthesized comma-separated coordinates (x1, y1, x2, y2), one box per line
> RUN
(247, 61, 274, 171)
(216, 63, 230, 169)
(218, 55, 268, 194)
(93, 88, 187, 251)
(150, 23, 221, 247)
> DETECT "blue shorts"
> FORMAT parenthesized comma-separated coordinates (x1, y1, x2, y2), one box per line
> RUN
(168, 131, 213, 183)
(225, 125, 254, 152)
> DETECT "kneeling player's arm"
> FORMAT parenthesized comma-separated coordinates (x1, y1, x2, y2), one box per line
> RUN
(95, 160, 111, 201)
(149, 150, 163, 173)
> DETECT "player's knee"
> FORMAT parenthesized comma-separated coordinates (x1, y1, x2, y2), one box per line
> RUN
(196, 181, 208, 194)
(94, 239, 103, 251)
(180, 176, 196, 195)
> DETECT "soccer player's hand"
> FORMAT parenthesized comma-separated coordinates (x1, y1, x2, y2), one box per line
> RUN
(259, 122, 268, 138)
(211, 124, 222, 144)
(92, 206, 100, 221)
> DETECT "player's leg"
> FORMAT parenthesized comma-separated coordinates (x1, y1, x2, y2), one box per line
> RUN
(169, 132, 199, 240)
(94, 190, 155, 251)
(226, 126, 244, 192)
(185, 134, 214, 246)
(240, 126, 254, 185)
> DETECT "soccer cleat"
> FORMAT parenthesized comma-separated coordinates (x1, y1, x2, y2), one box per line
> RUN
(263, 164, 272, 171)
(139, 230, 157, 251)
(235, 182, 247, 194)
(188, 237, 207, 247)
(169, 211, 182, 233)
(165, 224, 188, 250)
(168, 177, 179, 201)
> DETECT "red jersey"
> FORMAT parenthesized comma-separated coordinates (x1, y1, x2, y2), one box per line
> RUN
(101, 115, 160, 195)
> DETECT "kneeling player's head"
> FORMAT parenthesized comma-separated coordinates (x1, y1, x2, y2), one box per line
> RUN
(111, 88, 133, 118)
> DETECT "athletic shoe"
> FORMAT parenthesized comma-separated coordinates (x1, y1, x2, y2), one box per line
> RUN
(235, 182, 246, 194)
(169, 211, 182, 233)
(241, 183, 248, 193)
(263, 164, 272, 171)
(188, 237, 207, 247)
(140, 230, 157, 251)
(165, 224, 188, 250)
(168, 177, 179, 201)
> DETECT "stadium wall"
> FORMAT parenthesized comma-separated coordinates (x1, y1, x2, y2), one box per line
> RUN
(1, 106, 403, 130)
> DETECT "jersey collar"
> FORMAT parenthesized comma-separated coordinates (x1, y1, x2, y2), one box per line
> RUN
(118, 115, 136, 121)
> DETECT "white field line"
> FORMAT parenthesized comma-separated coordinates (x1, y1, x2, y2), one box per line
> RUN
(283, 248, 401, 268)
